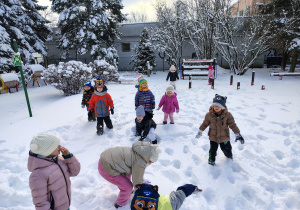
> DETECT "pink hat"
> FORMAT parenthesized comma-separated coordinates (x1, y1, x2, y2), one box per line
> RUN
(137, 75, 144, 82)
(209, 65, 213, 70)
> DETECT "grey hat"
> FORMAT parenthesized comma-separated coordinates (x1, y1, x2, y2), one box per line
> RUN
(166, 85, 174, 93)
(30, 134, 61, 157)
(136, 105, 145, 117)
(212, 94, 227, 110)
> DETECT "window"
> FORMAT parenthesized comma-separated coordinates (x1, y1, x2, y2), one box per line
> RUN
(237, 10, 244, 17)
(244, 6, 250, 16)
(122, 43, 130, 52)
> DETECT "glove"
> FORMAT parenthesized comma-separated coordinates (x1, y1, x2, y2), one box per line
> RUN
(177, 184, 197, 197)
(195, 130, 203, 138)
(139, 136, 146, 141)
(81, 104, 85, 108)
(152, 104, 155, 109)
(235, 133, 244, 144)
(110, 107, 114, 115)
(157, 107, 161, 110)
(176, 109, 179, 113)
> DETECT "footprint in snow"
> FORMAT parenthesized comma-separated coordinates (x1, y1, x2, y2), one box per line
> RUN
(273, 150, 285, 160)
(192, 154, 201, 166)
(162, 169, 180, 182)
(284, 138, 292, 146)
(173, 160, 181, 169)
(209, 166, 221, 179)
(202, 188, 216, 204)
(183, 145, 190, 154)
(159, 159, 172, 167)
(165, 148, 174, 156)
(256, 134, 268, 141)
(287, 159, 299, 169)
(185, 166, 193, 177)
(0, 140, 6, 144)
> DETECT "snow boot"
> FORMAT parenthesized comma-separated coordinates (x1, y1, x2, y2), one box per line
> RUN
(170, 122, 174, 124)
(152, 138, 158, 144)
(163, 121, 167, 124)
(97, 126, 103, 135)
(114, 203, 122, 209)
(208, 160, 215, 166)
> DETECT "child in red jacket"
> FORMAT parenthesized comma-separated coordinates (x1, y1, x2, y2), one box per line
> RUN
(89, 85, 114, 135)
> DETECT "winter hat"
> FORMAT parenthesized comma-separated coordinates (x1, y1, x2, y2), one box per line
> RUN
(169, 65, 176, 72)
(139, 78, 147, 87)
(211, 94, 227, 110)
(137, 75, 144, 82)
(131, 184, 160, 210)
(136, 105, 145, 117)
(149, 145, 161, 163)
(30, 134, 61, 157)
(209, 65, 213, 70)
(96, 77, 104, 84)
(166, 85, 174, 94)
(84, 81, 92, 88)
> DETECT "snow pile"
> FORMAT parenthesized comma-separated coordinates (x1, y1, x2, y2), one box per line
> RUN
(42, 61, 92, 95)
(0, 67, 300, 209)
(88, 60, 119, 82)
(0, 73, 19, 82)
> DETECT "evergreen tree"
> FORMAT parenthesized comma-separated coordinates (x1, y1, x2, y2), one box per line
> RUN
(131, 28, 156, 74)
(51, 0, 126, 63)
(0, 0, 52, 72)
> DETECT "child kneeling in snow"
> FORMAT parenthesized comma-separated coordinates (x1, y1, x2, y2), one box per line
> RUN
(157, 85, 179, 124)
(28, 134, 81, 210)
(131, 183, 201, 210)
(134, 105, 157, 144)
(195, 94, 244, 166)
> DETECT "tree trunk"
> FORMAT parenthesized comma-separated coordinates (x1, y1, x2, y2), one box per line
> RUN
(289, 49, 298, 73)
(281, 51, 288, 70)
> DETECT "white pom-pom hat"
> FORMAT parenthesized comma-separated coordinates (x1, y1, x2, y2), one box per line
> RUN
(30, 134, 61, 157)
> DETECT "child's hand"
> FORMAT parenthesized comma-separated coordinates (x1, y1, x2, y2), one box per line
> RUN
(176, 109, 179, 113)
(81, 104, 85, 108)
(59, 146, 70, 156)
(235, 133, 244, 144)
(195, 130, 202, 138)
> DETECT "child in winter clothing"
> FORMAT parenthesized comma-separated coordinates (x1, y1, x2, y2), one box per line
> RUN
(135, 75, 144, 89)
(98, 141, 161, 209)
(207, 65, 215, 85)
(81, 81, 96, 121)
(89, 85, 114, 135)
(166, 65, 179, 90)
(135, 78, 155, 113)
(195, 94, 244, 165)
(135, 105, 157, 144)
(28, 134, 81, 210)
(131, 183, 201, 210)
(157, 85, 179, 124)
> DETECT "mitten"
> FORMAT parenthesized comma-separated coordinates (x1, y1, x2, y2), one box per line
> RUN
(110, 107, 114, 115)
(81, 104, 85, 108)
(195, 130, 203, 138)
(176, 109, 179, 113)
(235, 133, 244, 144)
(157, 107, 161, 110)
(152, 104, 155, 109)
(176, 184, 197, 197)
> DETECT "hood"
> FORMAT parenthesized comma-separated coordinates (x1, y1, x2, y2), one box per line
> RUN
(164, 92, 177, 98)
(27, 154, 55, 172)
(132, 141, 161, 163)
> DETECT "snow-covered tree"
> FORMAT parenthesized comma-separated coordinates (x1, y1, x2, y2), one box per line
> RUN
(42, 61, 92, 96)
(0, 0, 52, 72)
(152, 0, 188, 69)
(131, 28, 156, 74)
(89, 60, 119, 82)
(51, 0, 126, 64)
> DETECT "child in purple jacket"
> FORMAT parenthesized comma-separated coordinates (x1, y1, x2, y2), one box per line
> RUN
(28, 134, 81, 210)
(157, 85, 179, 124)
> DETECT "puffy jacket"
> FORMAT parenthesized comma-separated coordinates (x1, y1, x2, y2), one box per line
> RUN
(158, 92, 179, 114)
(28, 152, 81, 210)
(135, 111, 157, 138)
(208, 69, 215, 79)
(135, 90, 155, 113)
(199, 107, 240, 143)
(81, 86, 94, 108)
(89, 90, 114, 117)
(100, 141, 157, 188)
(166, 71, 179, 81)
(158, 190, 186, 210)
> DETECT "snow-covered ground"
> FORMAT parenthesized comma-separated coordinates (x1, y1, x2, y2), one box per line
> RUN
(0, 67, 300, 210)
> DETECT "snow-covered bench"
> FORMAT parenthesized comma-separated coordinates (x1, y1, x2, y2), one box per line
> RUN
(270, 72, 300, 80)
(0, 73, 20, 93)
(24, 64, 47, 86)
(181, 59, 215, 79)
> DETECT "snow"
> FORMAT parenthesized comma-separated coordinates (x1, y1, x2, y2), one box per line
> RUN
(0, 67, 300, 209)
(0, 73, 19, 82)
(25, 64, 45, 73)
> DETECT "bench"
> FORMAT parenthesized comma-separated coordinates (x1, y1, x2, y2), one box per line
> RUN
(181, 59, 216, 79)
(270, 72, 300, 80)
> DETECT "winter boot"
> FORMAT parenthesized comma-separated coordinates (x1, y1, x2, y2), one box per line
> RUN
(163, 121, 167, 124)
(208, 160, 215, 166)
(152, 138, 158, 144)
(114, 203, 122, 209)
(97, 126, 103, 135)
(170, 122, 174, 124)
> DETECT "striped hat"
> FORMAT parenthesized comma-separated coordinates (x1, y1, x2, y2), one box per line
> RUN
(139, 78, 147, 87)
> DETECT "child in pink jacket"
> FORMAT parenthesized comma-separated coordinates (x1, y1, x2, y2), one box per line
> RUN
(157, 85, 179, 124)
(208, 65, 215, 85)
(28, 134, 81, 210)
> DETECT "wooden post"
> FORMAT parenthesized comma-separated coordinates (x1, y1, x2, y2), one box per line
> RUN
(189, 75, 192, 89)
(251, 71, 255, 86)
(147, 61, 150, 77)
(211, 78, 214, 89)
(230, 75, 233, 85)
(237, 81, 240, 90)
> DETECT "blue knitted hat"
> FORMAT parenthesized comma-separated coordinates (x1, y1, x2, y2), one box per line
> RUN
(84, 81, 92, 88)
(131, 184, 160, 210)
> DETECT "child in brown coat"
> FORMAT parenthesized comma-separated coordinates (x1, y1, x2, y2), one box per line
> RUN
(195, 94, 244, 165)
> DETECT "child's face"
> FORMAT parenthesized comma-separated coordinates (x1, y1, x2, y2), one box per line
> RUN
(49, 145, 60, 157)
(97, 86, 103, 92)
(167, 91, 173, 97)
(141, 83, 147, 88)
(213, 106, 222, 112)
(137, 116, 144, 121)
(84, 86, 90, 91)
